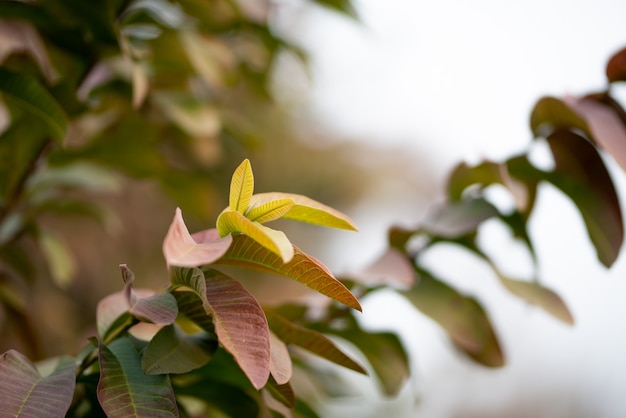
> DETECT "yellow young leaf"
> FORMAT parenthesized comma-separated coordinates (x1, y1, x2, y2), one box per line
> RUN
(217, 209, 294, 262)
(248, 192, 358, 231)
(245, 198, 294, 223)
(229, 159, 254, 213)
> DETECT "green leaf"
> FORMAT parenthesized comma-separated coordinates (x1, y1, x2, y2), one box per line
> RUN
(229, 159, 254, 213)
(0, 67, 68, 142)
(249, 192, 358, 231)
(172, 290, 216, 335)
(26, 162, 122, 195)
(171, 354, 259, 417)
(606, 47, 626, 83)
(171, 267, 271, 390)
(142, 324, 216, 375)
(265, 309, 367, 375)
(265, 377, 296, 409)
(216, 234, 362, 311)
(422, 197, 499, 238)
(402, 270, 504, 367)
(0, 350, 76, 417)
(245, 198, 295, 223)
(217, 209, 294, 262)
(97, 337, 179, 417)
(498, 275, 573, 325)
(162, 208, 233, 268)
(325, 324, 410, 396)
(530, 96, 591, 139)
(38, 230, 76, 289)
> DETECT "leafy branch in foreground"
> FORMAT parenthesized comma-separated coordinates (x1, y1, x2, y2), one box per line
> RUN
(0, 159, 396, 418)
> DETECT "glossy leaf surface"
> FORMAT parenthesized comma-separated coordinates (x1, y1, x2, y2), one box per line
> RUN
(216, 234, 361, 311)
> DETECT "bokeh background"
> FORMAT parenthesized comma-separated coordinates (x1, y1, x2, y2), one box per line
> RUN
(2, 1, 626, 417)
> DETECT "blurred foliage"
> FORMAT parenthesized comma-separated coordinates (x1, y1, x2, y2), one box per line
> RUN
(2, 0, 626, 416)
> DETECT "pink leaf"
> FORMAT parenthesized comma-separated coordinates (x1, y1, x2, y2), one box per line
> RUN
(203, 270, 271, 390)
(163, 208, 232, 267)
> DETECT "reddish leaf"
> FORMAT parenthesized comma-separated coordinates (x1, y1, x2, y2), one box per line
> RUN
(403, 272, 504, 367)
(351, 247, 416, 288)
(566, 96, 626, 173)
(0, 351, 76, 417)
(216, 235, 362, 311)
(265, 309, 367, 375)
(97, 337, 178, 417)
(171, 267, 271, 389)
(162, 208, 232, 268)
(606, 47, 626, 83)
(121, 264, 178, 326)
(203, 270, 271, 389)
(269, 331, 292, 385)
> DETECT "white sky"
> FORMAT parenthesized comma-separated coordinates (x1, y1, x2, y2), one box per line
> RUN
(275, 1, 626, 417)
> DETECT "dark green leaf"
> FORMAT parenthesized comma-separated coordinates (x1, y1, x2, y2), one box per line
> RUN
(0, 68, 68, 142)
(142, 324, 216, 375)
(97, 337, 178, 417)
(327, 325, 409, 396)
(508, 142, 623, 268)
